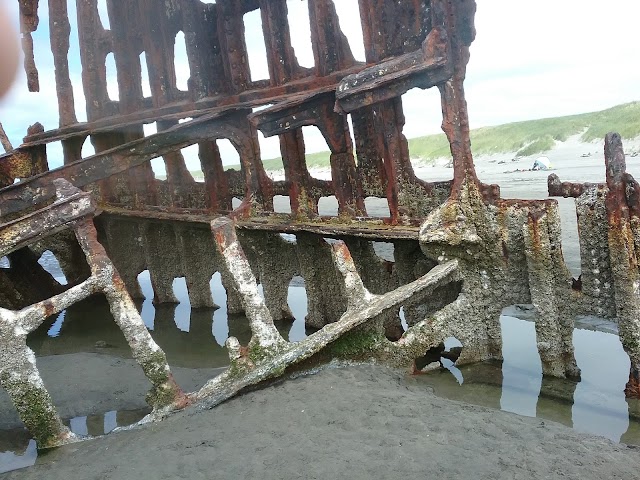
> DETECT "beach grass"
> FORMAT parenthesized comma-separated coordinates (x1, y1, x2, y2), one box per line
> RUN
(195, 101, 640, 175)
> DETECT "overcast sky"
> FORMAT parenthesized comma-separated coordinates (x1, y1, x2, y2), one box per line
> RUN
(1, 0, 638, 171)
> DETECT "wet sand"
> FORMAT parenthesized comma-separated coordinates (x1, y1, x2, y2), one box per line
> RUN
(3, 136, 640, 477)
(3, 365, 640, 480)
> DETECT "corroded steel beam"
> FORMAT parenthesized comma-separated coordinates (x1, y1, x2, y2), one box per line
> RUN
(0, 188, 93, 257)
(0, 110, 242, 216)
(547, 173, 603, 198)
(0, 122, 13, 152)
(48, 0, 77, 127)
(194, 217, 459, 409)
(602, 133, 640, 397)
(18, 0, 40, 92)
(0, 179, 185, 447)
(19, 67, 364, 147)
(335, 26, 451, 113)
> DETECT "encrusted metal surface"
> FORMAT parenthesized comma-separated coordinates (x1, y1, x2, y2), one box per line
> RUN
(1, 0, 640, 448)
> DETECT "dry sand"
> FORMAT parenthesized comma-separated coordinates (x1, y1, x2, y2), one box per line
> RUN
(2, 363, 639, 480)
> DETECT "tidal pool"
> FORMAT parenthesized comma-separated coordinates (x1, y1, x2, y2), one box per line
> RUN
(1, 240, 639, 474)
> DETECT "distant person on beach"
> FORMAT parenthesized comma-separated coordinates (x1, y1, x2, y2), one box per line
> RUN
(532, 155, 552, 171)
(0, 3, 19, 99)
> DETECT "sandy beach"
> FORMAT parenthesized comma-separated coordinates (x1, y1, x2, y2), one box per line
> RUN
(2, 364, 640, 480)
(2, 135, 640, 478)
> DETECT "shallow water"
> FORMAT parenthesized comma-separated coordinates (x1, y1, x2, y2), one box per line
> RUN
(0, 408, 149, 474)
(416, 317, 640, 445)
(3, 188, 640, 473)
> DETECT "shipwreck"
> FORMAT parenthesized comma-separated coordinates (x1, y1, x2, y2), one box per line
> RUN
(0, 0, 639, 449)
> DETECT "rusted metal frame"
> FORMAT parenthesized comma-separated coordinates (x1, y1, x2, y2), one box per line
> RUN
(1, 247, 66, 310)
(0, 123, 16, 187)
(24, 123, 48, 176)
(248, 88, 336, 135)
(335, 27, 451, 114)
(371, 101, 403, 223)
(317, 120, 364, 218)
(157, 120, 196, 210)
(370, 96, 451, 220)
(211, 217, 286, 348)
(547, 173, 603, 198)
(0, 123, 12, 153)
(17, 0, 40, 92)
(435, 0, 481, 199)
(602, 133, 640, 397)
(48, 0, 77, 127)
(254, 0, 319, 217)
(0, 110, 241, 217)
(197, 217, 458, 408)
(0, 124, 50, 186)
(250, 89, 362, 216)
(181, 1, 227, 98)
(357, 0, 386, 63)
(133, 0, 189, 207)
(0, 150, 30, 188)
(220, 111, 275, 213)
(198, 140, 232, 212)
(137, 0, 182, 106)
(235, 219, 421, 241)
(308, 0, 357, 77)
(76, 0, 120, 203)
(258, 0, 301, 85)
(0, 305, 75, 448)
(277, 130, 320, 217)
(90, 133, 132, 205)
(349, 108, 386, 198)
(142, 0, 193, 210)
(217, 0, 251, 93)
(523, 207, 579, 378)
(345, 0, 450, 218)
(106, 0, 156, 208)
(358, 0, 432, 63)
(76, 0, 114, 121)
(100, 206, 422, 240)
(0, 179, 182, 448)
(61, 136, 87, 165)
(71, 219, 186, 414)
(21, 66, 366, 147)
(0, 190, 93, 257)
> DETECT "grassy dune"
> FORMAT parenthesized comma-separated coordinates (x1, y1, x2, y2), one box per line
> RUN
(205, 101, 640, 174)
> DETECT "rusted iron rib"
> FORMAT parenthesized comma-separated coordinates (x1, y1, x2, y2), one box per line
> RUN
(547, 173, 603, 198)
(0, 179, 185, 448)
(335, 27, 451, 113)
(195, 217, 458, 409)
(0, 110, 241, 217)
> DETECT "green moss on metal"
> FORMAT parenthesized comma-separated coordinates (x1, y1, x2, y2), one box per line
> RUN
(140, 350, 181, 408)
(248, 342, 270, 364)
(3, 376, 63, 447)
(327, 327, 382, 359)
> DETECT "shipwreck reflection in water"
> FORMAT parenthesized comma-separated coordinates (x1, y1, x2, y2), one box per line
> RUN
(29, 273, 309, 369)
(414, 315, 640, 445)
(3, 271, 639, 474)
(0, 409, 149, 474)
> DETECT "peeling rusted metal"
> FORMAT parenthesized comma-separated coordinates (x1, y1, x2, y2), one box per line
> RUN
(2, 0, 640, 446)
(0, 179, 186, 447)
(547, 173, 603, 198)
(18, 0, 40, 92)
(0, 122, 13, 153)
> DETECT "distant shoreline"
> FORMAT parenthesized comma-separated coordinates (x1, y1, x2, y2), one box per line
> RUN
(187, 101, 640, 178)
